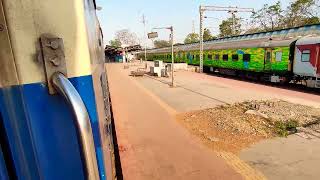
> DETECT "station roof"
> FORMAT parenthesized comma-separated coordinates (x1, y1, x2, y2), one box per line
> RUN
(105, 45, 142, 55)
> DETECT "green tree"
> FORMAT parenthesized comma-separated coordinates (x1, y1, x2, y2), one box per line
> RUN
(184, 33, 199, 44)
(244, 27, 262, 34)
(251, 1, 284, 31)
(250, 0, 320, 32)
(283, 0, 320, 28)
(109, 39, 121, 47)
(203, 28, 215, 41)
(219, 17, 241, 37)
(153, 40, 171, 48)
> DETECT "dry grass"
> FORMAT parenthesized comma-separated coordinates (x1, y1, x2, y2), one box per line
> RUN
(176, 99, 320, 153)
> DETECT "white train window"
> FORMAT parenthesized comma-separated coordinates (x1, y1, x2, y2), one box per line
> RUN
(301, 50, 311, 62)
(275, 51, 282, 62)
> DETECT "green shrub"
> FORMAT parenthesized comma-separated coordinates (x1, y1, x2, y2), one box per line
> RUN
(275, 120, 299, 137)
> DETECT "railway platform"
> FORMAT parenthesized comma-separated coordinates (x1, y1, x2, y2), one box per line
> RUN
(107, 61, 320, 180)
(106, 63, 243, 180)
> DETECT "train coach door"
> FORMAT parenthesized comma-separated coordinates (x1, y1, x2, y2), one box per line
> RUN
(264, 48, 273, 72)
(0, 0, 116, 179)
(316, 45, 320, 74)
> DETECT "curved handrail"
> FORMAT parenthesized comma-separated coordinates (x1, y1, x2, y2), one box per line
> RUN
(52, 72, 99, 180)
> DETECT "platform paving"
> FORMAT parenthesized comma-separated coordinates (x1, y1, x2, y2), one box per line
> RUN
(107, 62, 320, 180)
(106, 63, 242, 180)
(240, 134, 320, 180)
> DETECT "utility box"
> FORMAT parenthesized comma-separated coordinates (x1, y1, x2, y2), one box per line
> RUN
(154, 60, 163, 67)
(150, 60, 165, 77)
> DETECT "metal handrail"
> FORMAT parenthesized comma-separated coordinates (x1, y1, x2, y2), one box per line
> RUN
(52, 72, 100, 180)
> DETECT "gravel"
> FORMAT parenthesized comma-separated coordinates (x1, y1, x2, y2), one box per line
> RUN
(241, 99, 320, 126)
(177, 99, 320, 153)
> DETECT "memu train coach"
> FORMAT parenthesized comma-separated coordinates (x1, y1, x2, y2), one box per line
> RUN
(142, 24, 320, 88)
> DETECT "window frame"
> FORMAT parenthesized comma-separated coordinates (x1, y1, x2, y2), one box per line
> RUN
(222, 54, 228, 61)
(208, 54, 213, 60)
(243, 54, 251, 62)
(232, 54, 239, 61)
(301, 49, 311, 62)
(266, 51, 272, 62)
(275, 51, 282, 62)
(215, 54, 220, 60)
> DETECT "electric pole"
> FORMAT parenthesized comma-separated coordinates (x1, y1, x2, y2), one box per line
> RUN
(170, 26, 174, 87)
(199, 6, 254, 73)
(151, 26, 175, 87)
(231, 12, 236, 35)
(192, 20, 195, 34)
(142, 14, 147, 63)
(199, 10, 204, 73)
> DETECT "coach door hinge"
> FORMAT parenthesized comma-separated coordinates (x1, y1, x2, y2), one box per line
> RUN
(39, 34, 67, 94)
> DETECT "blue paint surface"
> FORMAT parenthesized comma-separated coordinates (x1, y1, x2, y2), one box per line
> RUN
(0, 87, 40, 180)
(0, 75, 106, 179)
(23, 82, 85, 180)
(187, 53, 192, 64)
(237, 50, 245, 55)
(0, 146, 9, 180)
(244, 62, 249, 69)
(69, 76, 106, 179)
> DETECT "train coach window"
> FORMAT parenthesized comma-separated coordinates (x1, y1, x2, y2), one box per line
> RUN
(196, 55, 200, 60)
(275, 51, 282, 62)
(266, 52, 271, 62)
(215, 54, 220, 60)
(223, 54, 228, 61)
(243, 54, 251, 62)
(232, 54, 239, 61)
(301, 50, 311, 62)
(208, 55, 212, 60)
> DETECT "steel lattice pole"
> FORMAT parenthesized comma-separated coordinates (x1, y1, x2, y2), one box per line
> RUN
(171, 26, 174, 87)
(199, 8, 204, 73)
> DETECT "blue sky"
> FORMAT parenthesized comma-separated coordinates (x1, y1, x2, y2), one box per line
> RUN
(96, 0, 292, 46)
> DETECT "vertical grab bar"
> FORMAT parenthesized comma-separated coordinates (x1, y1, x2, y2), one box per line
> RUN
(52, 72, 100, 180)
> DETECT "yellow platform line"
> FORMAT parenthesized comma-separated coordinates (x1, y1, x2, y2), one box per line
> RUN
(115, 65, 267, 180)
(217, 152, 267, 180)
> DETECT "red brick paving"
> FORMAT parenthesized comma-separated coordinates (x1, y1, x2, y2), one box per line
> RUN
(106, 64, 242, 180)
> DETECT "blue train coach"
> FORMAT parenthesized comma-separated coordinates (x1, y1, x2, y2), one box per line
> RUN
(0, 0, 116, 179)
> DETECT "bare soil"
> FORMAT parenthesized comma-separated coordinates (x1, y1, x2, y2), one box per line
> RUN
(176, 99, 320, 153)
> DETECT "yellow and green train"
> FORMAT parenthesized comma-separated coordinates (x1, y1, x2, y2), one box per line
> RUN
(141, 24, 320, 87)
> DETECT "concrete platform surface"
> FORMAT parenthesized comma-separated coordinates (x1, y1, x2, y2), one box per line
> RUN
(106, 63, 242, 180)
(135, 67, 320, 112)
(240, 134, 320, 180)
(124, 62, 320, 180)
